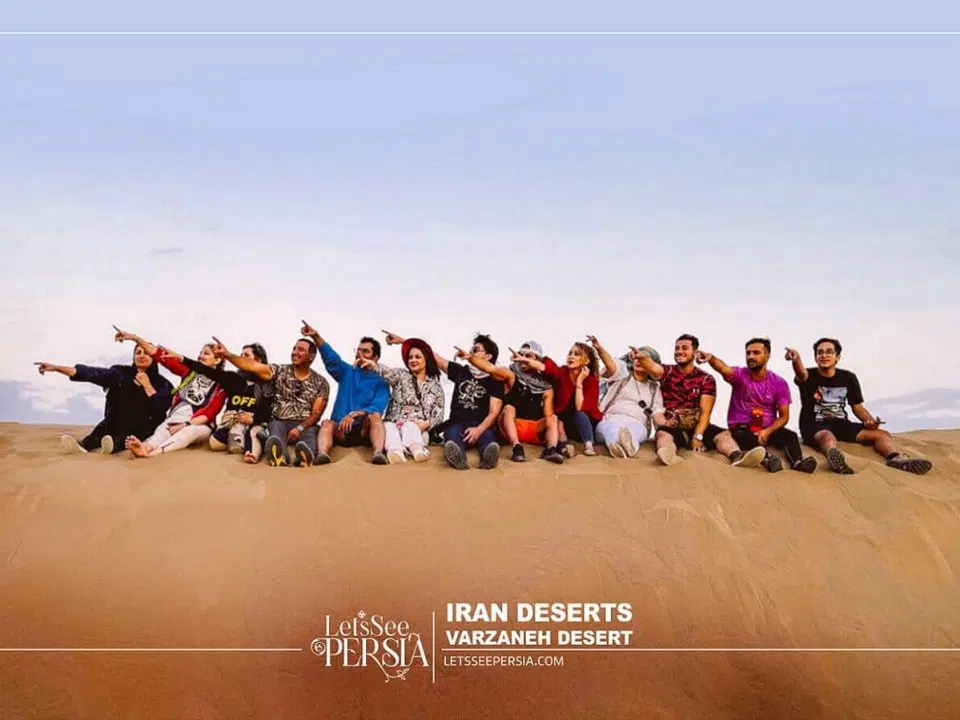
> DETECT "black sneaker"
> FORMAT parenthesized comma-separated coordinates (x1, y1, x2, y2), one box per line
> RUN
(294, 441, 314, 467)
(443, 441, 469, 471)
(511, 444, 526, 462)
(371, 451, 388, 465)
(314, 450, 332, 466)
(762, 455, 783, 473)
(793, 456, 818, 474)
(541, 447, 564, 464)
(887, 455, 932, 475)
(479, 443, 501, 470)
(826, 448, 855, 475)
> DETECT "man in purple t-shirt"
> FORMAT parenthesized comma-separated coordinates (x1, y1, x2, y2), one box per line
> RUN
(697, 338, 817, 474)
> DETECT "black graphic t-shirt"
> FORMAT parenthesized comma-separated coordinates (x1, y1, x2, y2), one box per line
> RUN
(447, 362, 504, 424)
(795, 368, 864, 427)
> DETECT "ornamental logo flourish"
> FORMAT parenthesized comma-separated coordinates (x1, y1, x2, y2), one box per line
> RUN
(310, 610, 430, 682)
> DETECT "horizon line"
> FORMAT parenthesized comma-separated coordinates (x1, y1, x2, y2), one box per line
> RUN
(4, 30, 960, 37)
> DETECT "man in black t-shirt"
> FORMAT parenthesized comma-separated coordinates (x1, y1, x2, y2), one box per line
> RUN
(382, 330, 505, 470)
(785, 337, 932, 475)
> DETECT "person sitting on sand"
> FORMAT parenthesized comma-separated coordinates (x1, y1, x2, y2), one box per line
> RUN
(512, 340, 602, 457)
(636, 333, 766, 468)
(384, 331, 504, 471)
(215, 330, 329, 468)
(591, 337, 664, 459)
(455, 339, 561, 464)
(358, 336, 445, 464)
(35, 344, 174, 455)
(785, 338, 933, 475)
(300, 321, 391, 466)
(112, 328, 227, 458)
(182, 341, 274, 464)
(698, 338, 818, 474)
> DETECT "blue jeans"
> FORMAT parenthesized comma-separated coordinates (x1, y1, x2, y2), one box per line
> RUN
(444, 421, 497, 452)
(558, 409, 597, 444)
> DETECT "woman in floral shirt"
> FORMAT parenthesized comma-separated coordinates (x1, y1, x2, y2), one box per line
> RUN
(363, 338, 445, 464)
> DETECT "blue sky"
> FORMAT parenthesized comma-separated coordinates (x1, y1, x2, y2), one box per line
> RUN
(2, 5, 959, 426)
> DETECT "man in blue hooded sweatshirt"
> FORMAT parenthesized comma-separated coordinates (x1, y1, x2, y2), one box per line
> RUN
(301, 319, 391, 465)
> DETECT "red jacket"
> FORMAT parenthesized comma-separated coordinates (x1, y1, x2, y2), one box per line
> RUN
(543, 357, 602, 421)
(153, 346, 227, 425)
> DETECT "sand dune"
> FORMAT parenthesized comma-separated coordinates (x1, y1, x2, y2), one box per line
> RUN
(1, 423, 958, 719)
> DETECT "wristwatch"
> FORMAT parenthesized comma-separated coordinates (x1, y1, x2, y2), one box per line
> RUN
(693, 433, 704, 441)
(295, 424, 305, 433)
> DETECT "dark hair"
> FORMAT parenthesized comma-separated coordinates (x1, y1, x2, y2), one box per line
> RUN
(359, 336, 381, 359)
(572, 342, 600, 377)
(676, 333, 700, 350)
(201, 343, 226, 370)
(243, 343, 268, 364)
(814, 337, 842, 355)
(296, 338, 318, 358)
(473, 334, 499, 364)
(745, 337, 771, 353)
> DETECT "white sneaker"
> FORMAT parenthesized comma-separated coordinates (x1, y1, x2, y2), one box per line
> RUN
(99, 436, 114, 454)
(656, 445, 683, 466)
(732, 446, 766, 468)
(387, 450, 406, 465)
(608, 442, 627, 458)
(60, 435, 88, 454)
(618, 426, 637, 457)
(413, 449, 430, 463)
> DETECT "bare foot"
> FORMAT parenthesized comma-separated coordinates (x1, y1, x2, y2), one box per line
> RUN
(125, 436, 149, 458)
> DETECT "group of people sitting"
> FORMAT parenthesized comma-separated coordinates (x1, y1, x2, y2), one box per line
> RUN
(35, 322, 934, 476)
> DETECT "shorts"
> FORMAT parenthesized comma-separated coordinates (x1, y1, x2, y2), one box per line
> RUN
(336, 417, 369, 448)
(656, 423, 725, 451)
(801, 420, 865, 445)
(510, 417, 546, 445)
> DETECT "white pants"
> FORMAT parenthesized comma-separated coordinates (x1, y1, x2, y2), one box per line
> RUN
(384, 421, 429, 456)
(145, 423, 212, 457)
(595, 414, 650, 455)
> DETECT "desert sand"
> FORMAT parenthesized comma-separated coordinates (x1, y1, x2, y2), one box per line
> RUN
(1, 422, 958, 719)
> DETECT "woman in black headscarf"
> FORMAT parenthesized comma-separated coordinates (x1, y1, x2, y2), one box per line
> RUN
(35, 344, 174, 455)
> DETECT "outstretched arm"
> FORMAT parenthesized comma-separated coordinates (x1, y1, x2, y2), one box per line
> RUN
(784, 347, 808, 384)
(629, 347, 664, 380)
(455, 347, 515, 384)
(587, 336, 618, 379)
(212, 337, 274, 381)
(34, 362, 77, 379)
(698, 351, 735, 383)
(113, 326, 160, 358)
(383, 329, 450, 373)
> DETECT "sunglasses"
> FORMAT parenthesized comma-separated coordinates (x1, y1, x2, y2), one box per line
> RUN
(638, 399, 653, 417)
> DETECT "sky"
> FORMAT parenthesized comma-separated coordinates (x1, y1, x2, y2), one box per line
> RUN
(2, 3, 959, 429)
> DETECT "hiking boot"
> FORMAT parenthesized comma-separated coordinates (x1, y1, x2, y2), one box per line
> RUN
(887, 455, 933, 475)
(826, 448, 855, 474)
(264, 437, 287, 467)
(314, 450, 332, 466)
(479, 443, 501, 470)
(510, 444, 526, 462)
(731, 446, 766, 468)
(443, 441, 469, 471)
(294, 441, 314, 467)
(559, 442, 576, 459)
(761, 454, 783, 473)
(371, 451, 388, 465)
(792, 456, 818, 474)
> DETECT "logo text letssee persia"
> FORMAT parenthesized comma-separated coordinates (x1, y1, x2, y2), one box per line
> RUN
(310, 611, 429, 682)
